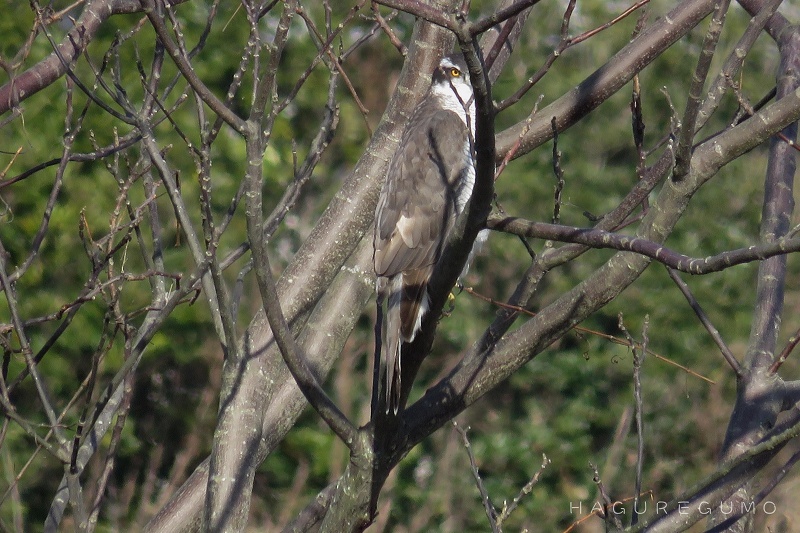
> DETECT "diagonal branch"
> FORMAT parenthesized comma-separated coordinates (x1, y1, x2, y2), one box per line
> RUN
(248, 222, 358, 446)
(495, 0, 718, 161)
(0, 0, 192, 115)
(667, 267, 742, 376)
(467, 0, 542, 36)
(401, 44, 800, 459)
(142, 0, 246, 133)
(372, 0, 456, 31)
(631, 411, 800, 532)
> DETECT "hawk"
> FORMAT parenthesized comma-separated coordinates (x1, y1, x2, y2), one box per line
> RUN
(374, 54, 477, 413)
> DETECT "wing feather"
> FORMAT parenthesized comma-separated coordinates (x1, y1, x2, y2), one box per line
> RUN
(374, 105, 470, 277)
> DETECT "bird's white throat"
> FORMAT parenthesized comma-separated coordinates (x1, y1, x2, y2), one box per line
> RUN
(431, 80, 476, 136)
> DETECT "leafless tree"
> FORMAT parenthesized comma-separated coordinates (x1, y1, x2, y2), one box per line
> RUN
(1, 0, 799, 531)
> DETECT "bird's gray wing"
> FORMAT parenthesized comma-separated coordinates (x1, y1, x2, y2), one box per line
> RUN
(374, 107, 470, 277)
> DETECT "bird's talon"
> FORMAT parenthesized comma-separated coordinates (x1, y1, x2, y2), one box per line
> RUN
(443, 291, 457, 316)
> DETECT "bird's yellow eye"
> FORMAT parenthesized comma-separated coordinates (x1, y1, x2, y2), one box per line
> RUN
(450, 68, 461, 77)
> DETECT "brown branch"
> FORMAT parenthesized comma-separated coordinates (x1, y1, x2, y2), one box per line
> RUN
(468, 0, 541, 36)
(241, 0, 357, 448)
(736, 0, 792, 42)
(372, 0, 456, 31)
(488, 214, 800, 275)
(371, 4, 407, 55)
(695, 0, 783, 133)
(497, 0, 649, 111)
(496, 0, 576, 112)
(769, 322, 800, 374)
(497, 453, 550, 525)
(590, 462, 623, 530)
(0, 0, 193, 115)
(1, 0, 114, 114)
(453, 421, 499, 533)
(563, 491, 653, 533)
(246, 210, 357, 445)
(294, 3, 371, 129)
(402, 30, 800, 459)
(571, 0, 651, 47)
(630, 412, 800, 532)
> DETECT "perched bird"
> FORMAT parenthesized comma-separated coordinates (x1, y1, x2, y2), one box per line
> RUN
(374, 54, 477, 413)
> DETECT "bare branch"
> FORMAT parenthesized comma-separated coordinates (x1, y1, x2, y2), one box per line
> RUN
(590, 462, 623, 530)
(497, 453, 549, 526)
(0, 0, 116, 114)
(667, 268, 742, 376)
(453, 421, 499, 532)
(142, 0, 246, 133)
(673, 0, 731, 181)
(770, 323, 800, 374)
(631, 412, 800, 532)
(468, 0, 541, 36)
(488, 215, 800, 275)
(695, 0, 783, 132)
(496, 0, 717, 160)
(372, 0, 456, 31)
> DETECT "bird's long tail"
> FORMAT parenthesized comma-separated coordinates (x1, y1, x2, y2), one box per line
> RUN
(379, 271, 430, 414)
(383, 277, 403, 414)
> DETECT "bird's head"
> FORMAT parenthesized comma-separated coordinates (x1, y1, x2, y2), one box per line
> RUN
(430, 54, 475, 126)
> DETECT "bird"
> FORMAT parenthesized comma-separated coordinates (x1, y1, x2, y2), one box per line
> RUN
(373, 54, 477, 414)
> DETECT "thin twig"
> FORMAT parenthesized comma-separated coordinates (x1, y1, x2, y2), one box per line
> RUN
(590, 462, 623, 530)
(0, 236, 67, 446)
(563, 491, 653, 533)
(241, 1, 357, 447)
(666, 267, 742, 376)
(497, 453, 550, 525)
(497, 0, 649, 111)
(371, 4, 406, 55)
(551, 117, 565, 225)
(453, 421, 500, 533)
(635, 318, 648, 526)
(695, 0, 782, 133)
(769, 322, 800, 374)
(142, 0, 246, 133)
(462, 285, 714, 384)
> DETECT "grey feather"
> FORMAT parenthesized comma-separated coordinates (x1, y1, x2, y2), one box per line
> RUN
(374, 54, 476, 414)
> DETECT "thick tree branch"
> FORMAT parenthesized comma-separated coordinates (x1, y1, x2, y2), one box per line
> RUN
(0, 0, 192, 115)
(712, 22, 800, 532)
(632, 410, 800, 532)
(147, 16, 460, 533)
(495, 0, 717, 160)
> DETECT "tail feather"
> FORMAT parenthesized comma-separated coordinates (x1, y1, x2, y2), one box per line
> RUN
(386, 336, 401, 414)
(381, 270, 430, 414)
(383, 277, 403, 413)
(399, 268, 431, 342)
